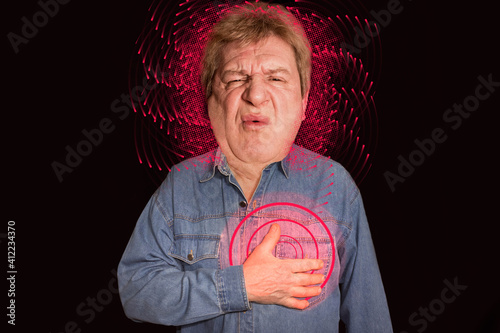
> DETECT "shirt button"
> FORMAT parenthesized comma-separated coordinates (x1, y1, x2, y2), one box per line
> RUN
(239, 201, 247, 208)
(187, 250, 193, 261)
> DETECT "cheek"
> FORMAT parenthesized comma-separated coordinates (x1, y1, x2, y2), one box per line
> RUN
(208, 92, 241, 137)
(208, 97, 225, 133)
(222, 91, 243, 126)
(276, 94, 303, 124)
(277, 103, 304, 141)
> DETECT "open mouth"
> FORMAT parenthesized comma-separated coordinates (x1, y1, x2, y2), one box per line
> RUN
(242, 115, 269, 130)
(242, 115, 269, 124)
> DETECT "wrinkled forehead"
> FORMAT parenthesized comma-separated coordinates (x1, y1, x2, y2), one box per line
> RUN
(217, 36, 298, 75)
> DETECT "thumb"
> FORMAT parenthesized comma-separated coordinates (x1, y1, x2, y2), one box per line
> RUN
(257, 223, 281, 254)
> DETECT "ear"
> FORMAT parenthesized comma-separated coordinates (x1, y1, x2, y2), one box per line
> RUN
(301, 89, 310, 120)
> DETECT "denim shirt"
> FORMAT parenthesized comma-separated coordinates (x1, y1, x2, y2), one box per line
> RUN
(118, 145, 393, 332)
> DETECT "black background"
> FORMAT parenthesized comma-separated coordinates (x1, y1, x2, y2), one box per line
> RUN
(4, 0, 499, 332)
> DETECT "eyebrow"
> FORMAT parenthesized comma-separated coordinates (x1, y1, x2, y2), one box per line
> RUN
(220, 67, 291, 80)
(265, 67, 291, 75)
(220, 70, 247, 79)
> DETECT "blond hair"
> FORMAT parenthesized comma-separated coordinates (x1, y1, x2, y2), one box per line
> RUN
(201, 2, 311, 99)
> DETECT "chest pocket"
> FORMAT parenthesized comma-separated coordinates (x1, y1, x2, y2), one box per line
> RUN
(276, 235, 334, 308)
(169, 234, 220, 270)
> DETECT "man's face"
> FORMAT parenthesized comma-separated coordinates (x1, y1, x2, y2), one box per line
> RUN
(208, 35, 309, 166)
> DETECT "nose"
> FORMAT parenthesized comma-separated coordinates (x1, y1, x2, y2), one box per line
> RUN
(242, 76, 269, 108)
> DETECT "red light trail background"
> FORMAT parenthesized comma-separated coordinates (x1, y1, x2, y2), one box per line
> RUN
(129, 0, 382, 185)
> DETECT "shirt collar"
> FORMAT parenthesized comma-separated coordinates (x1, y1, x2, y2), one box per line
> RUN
(199, 146, 292, 182)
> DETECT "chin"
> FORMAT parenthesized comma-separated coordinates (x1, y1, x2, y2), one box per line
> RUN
(243, 144, 289, 163)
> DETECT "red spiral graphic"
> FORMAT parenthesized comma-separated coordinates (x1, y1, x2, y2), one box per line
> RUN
(228, 202, 335, 300)
(129, 0, 382, 185)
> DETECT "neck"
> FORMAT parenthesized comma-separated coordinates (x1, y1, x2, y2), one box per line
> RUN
(226, 158, 267, 201)
(219, 144, 291, 201)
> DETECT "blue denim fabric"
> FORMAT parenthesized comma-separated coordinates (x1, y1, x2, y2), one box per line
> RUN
(118, 145, 393, 332)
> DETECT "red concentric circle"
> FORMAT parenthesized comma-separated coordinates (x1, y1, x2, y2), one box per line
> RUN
(229, 202, 335, 298)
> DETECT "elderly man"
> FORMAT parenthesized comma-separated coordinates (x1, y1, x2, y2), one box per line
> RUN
(118, 2, 393, 332)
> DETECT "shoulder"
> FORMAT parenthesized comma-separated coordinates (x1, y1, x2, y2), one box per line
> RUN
(287, 145, 358, 198)
(153, 149, 218, 199)
(164, 149, 218, 183)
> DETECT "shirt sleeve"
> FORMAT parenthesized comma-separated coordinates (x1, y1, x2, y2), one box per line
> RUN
(338, 187, 393, 333)
(117, 173, 250, 327)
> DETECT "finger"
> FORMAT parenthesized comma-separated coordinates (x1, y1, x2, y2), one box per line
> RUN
(293, 272, 325, 286)
(255, 223, 281, 254)
(289, 259, 324, 273)
(289, 286, 323, 299)
(281, 297, 310, 310)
